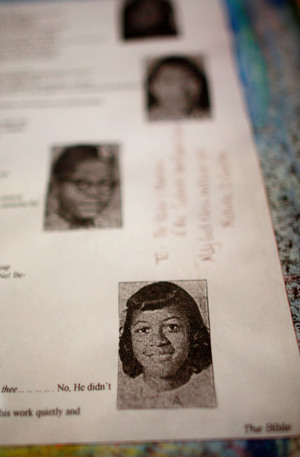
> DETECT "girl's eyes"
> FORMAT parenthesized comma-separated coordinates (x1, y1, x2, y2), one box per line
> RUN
(134, 323, 180, 334)
(166, 323, 179, 332)
(135, 326, 150, 334)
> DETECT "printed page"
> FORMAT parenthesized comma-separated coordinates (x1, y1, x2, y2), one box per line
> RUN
(0, 0, 299, 446)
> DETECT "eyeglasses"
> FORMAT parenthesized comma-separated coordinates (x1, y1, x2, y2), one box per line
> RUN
(64, 179, 116, 194)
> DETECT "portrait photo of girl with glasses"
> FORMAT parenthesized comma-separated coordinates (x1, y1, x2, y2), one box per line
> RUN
(118, 280, 216, 409)
(44, 144, 122, 231)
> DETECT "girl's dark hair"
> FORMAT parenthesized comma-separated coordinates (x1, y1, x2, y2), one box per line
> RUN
(52, 144, 114, 182)
(123, 0, 177, 40)
(119, 281, 212, 378)
(147, 56, 210, 111)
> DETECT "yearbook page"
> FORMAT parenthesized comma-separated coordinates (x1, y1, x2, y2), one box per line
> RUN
(0, 0, 299, 446)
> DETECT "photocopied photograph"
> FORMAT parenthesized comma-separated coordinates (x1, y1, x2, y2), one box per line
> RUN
(44, 143, 122, 231)
(146, 55, 211, 121)
(118, 280, 216, 409)
(121, 0, 178, 40)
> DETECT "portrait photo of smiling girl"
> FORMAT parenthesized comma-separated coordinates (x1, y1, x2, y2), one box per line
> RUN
(146, 55, 211, 121)
(44, 144, 122, 231)
(118, 280, 216, 409)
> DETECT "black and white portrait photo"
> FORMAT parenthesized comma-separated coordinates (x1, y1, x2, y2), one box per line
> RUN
(44, 144, 122, 231)
(118, 281, 216, 409)
(121, 0, 178, 40)
(146, 55, 211, 121)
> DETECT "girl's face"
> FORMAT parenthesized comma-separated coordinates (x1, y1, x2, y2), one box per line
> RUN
(128, 0, 165, 32)
(131, 304, 190, 380)
(150, 64, 202, 114)
(57, 159, 114, 222)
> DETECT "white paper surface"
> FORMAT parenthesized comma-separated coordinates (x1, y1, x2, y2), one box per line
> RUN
(0, 0, 299, 446)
